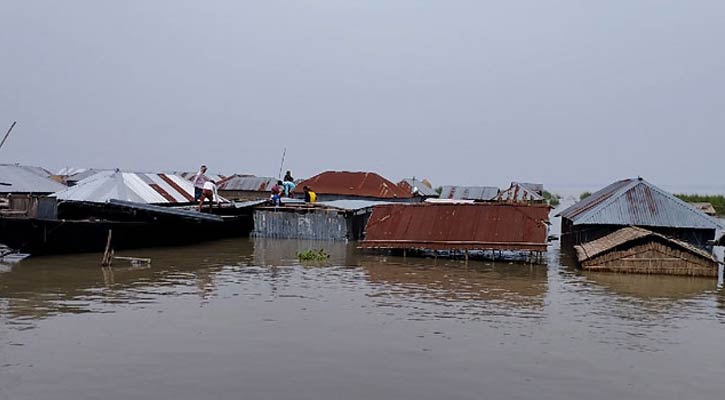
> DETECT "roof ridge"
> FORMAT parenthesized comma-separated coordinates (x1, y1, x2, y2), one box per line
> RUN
(573, 179, 640, 223)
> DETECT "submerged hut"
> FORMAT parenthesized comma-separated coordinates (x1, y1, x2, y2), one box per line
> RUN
(297, 171, 414, 202)
(360, 202, 551, 260)
(0, 164, 67, 217)
(557, 178, 721, 249)
(575, 227, 719, 277)
(689, 202, 717, 216)
(253, 199, 387, 241)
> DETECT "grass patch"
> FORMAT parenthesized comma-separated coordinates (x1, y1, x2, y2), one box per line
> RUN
(580, 191, 592, 201)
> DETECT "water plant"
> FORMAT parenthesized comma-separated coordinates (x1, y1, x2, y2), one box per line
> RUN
(297, 249, 330, 261)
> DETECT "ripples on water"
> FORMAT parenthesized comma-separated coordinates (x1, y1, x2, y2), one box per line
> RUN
(1, 237, 724, 400)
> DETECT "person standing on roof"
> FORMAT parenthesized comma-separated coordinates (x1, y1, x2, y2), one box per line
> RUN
(198, 180, 219, 212)
(271, 180, 283, 206)
(192, 165, 210, 201)
(282, 170, 296, 198)
(303, 186, 316, 203)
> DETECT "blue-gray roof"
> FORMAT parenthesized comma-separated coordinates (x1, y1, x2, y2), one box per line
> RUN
(0, 164, 66, 194)
(557, 178, 721, 230)
(439, 185, 499, 201)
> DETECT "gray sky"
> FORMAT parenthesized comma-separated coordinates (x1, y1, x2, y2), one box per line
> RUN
(1, 0, 723, 189)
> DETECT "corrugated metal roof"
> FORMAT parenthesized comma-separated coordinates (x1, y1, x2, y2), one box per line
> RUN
(0, 164, 67, 194)
(298, 171, 412, 199)
(575, 226, 716, 262)
(398, 178, 438, 197)
(51, 170, 215, 204)
(557, 178, 721, 230)
(498, 182, 545, 202)
(217, 174, 277, 191)
(439, 185, 499, 201)
(360, 203, 550, 251)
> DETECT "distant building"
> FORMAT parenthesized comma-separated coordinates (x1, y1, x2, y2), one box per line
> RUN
(497, 182, 545, 203)
(557, 178, 721, 249)
(398, 178, 438, 198)
(438, 185, 499, 201)
(0, 164, 65, 196)
(297, 171, 415, 202)
(216, 174, 277, 200)
(689, 202, 717, 216)
(575, 226, 718, 277)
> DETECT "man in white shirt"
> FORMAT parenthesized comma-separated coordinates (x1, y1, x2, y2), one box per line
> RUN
(192, 165, 210, 201)
(198, 180, 220, 212)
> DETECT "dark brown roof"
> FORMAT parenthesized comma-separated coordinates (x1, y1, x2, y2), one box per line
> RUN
(360, 203, 550, 251)
(298, 171, 412, 199)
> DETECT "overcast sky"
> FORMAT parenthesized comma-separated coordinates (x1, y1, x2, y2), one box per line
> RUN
(1, 0, 723, 189)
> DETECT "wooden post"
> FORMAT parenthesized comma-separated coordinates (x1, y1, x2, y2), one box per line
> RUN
(101, 229, 113, 267)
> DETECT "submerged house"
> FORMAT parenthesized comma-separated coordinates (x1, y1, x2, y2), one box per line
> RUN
(557, 178, 721, 249)
(216, 174, 277, 200)
(1, 164, 67, 216)
(438, 185, 500, 202)
(297, 171, 415, 202)
(253, 199, 386, 241)
(575, 226, 719, 277)
(360, 202, 551, 259)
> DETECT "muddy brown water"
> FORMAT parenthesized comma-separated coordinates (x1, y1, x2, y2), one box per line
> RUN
(1, 237, 724, 400)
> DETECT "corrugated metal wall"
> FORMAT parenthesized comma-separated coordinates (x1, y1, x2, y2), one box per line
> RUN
(253, 209, 351, 241)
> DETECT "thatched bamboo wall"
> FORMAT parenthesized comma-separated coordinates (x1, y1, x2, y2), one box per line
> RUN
(581, 241, 717, 277)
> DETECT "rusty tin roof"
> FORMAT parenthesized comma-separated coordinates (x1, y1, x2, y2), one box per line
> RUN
(360, 202, 550, 251)
(298, 171, 412, 199)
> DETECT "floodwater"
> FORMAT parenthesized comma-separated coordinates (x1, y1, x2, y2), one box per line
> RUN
(1, 237, 725, 400)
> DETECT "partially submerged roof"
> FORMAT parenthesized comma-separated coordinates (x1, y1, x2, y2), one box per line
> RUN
(361, 203, 550, 251)
(217, 174, 277, 192)
(51, 170, 207, 204)
(298, 171, 412, 199)
(0, 164, 67, 194)
(498, 182, 545, 202)
(398, 178, 438, 197)
(439, 185, 499, 201)
(689, 202, 717, 216)
(556, 178, 721, 230)
(575, 226, 717, 263)
(516, 182, 544, 195)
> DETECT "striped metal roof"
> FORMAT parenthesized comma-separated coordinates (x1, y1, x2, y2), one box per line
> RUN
(439, 185, 499, 201)
(557, 178, 721, 230)
(0, 164, 66, 194)
(51, 170, 211, 204)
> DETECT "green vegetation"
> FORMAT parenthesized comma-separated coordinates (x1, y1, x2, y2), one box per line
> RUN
(543, 191, 560, 207)
(674, 194, 725, 215)
(435, 186, 442, 195)
(580, 191, 592, 201)
(297, 249, 330, 261)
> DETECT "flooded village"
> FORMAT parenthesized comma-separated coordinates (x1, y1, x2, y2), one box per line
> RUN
(2, 161, 725, 400)
(3, 1, 725, 398)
